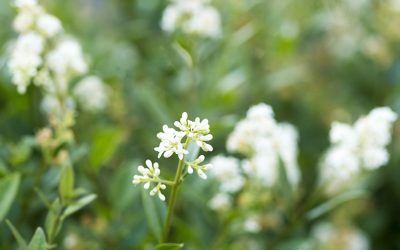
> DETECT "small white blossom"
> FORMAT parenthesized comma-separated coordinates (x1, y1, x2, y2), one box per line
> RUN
(161, 0, 221, 38)
(174, 112, 213, 152)
(154, 125, 188, 160)
(73, 76, 108, 112)
(186, 155, 212, 179)
(15, 0, 38, 9)
(227, 103, 300, 188)
(46, 38, 88, 80)
(243, 215, 261, 233)
(36, 14, 62, 37)
(8, 32, 44, 94)
(132, 160, 167, 201)
(322, 107, 397, 193)
(210, 155, 244, 193)
(312, 222, 369, 250)
(209, 192, 231, 211)
(40, 95, 75, 115)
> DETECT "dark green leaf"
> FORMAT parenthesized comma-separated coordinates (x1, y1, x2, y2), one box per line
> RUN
(58, 164, 74, 201)
(61, 194, 97, 220)
(0, 173, 20, 221)
(6, 220, 27, 249)
(141, 188, 166, 242)
(89, 127, 123, 170)
(306, 189, 368, 220)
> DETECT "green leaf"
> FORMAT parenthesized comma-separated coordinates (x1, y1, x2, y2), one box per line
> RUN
(28, 227, 46, 250)
(61, 194, 97, 220)
(10, 137, 35, 166)
(0, 173, 21, 221)
(306, 189, 368, 220)
(58, 164, 74, 200)
(173, 42, 193, 68)
(6, 220, 27, 249)
(141, 188, 166, 242)
(45, 199, 62, 241)
(155, 243, 184, 250)
(89, 127, 123, 170)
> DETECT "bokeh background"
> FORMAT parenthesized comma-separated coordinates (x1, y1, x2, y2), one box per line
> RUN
(1, 0, 400, 249)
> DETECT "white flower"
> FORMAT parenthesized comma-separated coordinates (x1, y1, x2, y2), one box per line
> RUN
(13, 11, 35, 32)
(227, 103, 300, 188)
(73, 76, 108, 112)
(210, 155, 244, 193)
(154, 125, 188, 160)
(41, 95, 75, 115)
(46, 38, 88, 80)
(174, 112, 213, 152)
(312, 222, 369, 250)
(132, 160, 166, 201)
(184, 6, 221, 37)
(186, 155, 212, 179)
(243, 215, 261, 233)
(15, 0, 38, 9)
(8, 32, 44, 94)
(209, 192, 231, 211)
(36, 14, 62, 37)
(322, 107, 397, 193)
(161, 0, 221, 38)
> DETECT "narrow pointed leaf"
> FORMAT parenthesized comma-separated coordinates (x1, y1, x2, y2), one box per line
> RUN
(28, 227, 46, 250)
(0, 173, 21, 221)
(6, 220, 27, 249)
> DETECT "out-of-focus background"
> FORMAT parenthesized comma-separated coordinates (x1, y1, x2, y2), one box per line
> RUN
(1, 0, 400, 249)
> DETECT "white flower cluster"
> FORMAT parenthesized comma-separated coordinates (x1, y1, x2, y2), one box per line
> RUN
(161, 0, 221, 38)
(227, 103, 300, 188)
(155, 112, 213, 162)
(133, 112, 213, 200)
(209, 103, 300, 211)
(73, 76, 108, 113)
(8, 0, 109, 114)
(132, 160, 167, 201)
(8, 0, 62, 94)
(321, 107, 397, 193)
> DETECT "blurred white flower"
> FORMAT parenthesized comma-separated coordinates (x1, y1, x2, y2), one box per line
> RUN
(36, 14, 62, 37)
(210, 155, 244, 193)
(243, 215, 261, 233)
(73, 76, 108, 113)
(209, 192, 231, 211)
(312, 222, 369, 250)
(155, 125, 188, 160)
(161, 0, 221, 38)
(227, 103, 300, 187)
(15, 0, 38, 9)
(322, 107, 397, 192)
(132, 160, 166, 200)
(46, 38, 88, 80)
(40, 95, 75, 115)
(8, 32, 44, 94)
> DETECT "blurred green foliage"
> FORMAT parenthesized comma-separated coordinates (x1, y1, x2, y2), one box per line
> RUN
(1, 0, 400, 249)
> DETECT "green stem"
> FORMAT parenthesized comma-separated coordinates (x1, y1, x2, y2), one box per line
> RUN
(162, 140, 190, 242)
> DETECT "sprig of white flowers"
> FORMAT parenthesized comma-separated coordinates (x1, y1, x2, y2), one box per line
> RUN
(133, 112, 213, 201)
(8, 0, 109, 114)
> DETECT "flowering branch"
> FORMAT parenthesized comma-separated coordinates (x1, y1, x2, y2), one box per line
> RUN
(132, 112, 213, 243)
